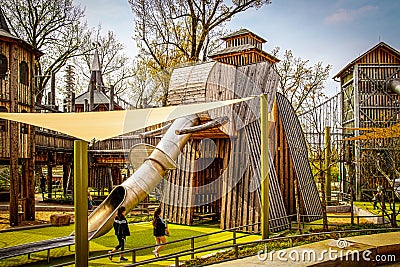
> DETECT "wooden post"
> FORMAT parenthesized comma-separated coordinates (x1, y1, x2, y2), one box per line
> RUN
(260, 94, 269, 239)
(74, 140, 89, 267)
(132, 250, 136, 263)
(9, 43, 19, 226)
(26, 124, 36, 221)
(191, 237, 195, 259)
(353, 65, 361, 200)
(47, 163, 53, 199)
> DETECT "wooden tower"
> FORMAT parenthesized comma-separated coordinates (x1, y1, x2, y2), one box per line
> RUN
(164, 29, 322, 232)
(75, 49, 125, 195)
(334, 42, 400, 199)
(0, 8, 42, 225)
(74, 49, 123, 112)
(209, 28, 279, 66)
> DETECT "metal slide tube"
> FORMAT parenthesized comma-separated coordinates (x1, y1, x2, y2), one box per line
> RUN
(84, 114, 200, 239)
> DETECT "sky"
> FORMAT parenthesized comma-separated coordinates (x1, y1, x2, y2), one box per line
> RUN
(74, 0, 400, 97)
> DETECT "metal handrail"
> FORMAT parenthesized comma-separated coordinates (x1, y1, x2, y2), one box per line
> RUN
(123, 227, 399, 267)
(51, 215, 399, 266)
(51, 222, 261, 267)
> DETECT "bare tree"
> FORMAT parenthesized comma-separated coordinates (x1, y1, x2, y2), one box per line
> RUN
(272, 48, 332, 114)
(2, 0, 88, 105)
(129, 0, 272, 106)
(128, 60, 157, 108)
(362, 140, 400, 227)
(72, 26, 135, 98)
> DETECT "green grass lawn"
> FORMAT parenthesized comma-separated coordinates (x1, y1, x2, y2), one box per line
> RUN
(0, 222, 260, 266)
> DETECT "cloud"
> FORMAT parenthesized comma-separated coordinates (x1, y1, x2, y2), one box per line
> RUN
(325, 5, 378, 24)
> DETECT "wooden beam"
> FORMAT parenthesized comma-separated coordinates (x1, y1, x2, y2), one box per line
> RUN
(175, 116, 229, 135)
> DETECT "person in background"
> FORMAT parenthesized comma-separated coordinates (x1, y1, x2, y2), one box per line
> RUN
(88, 190, 93, 211)
(373, 182, 384, 210)
(40, 175, 46, 201)
(108, 206, 130, 262)
(152, 207, 169, 258)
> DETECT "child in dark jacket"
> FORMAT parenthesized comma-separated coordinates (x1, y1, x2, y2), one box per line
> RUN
(152, 207, 169, 257)
(108, 206, 130, 262)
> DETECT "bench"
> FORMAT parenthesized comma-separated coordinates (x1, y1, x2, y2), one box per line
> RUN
(0, 236, 74, 263)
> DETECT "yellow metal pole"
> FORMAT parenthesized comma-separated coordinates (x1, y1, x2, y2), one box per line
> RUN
(74, 140, 88, 267)
(260, 94, 269, 239)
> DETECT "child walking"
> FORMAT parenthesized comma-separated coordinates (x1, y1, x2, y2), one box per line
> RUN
(152, 207, 169, 258)
(109, 206, 130, 262)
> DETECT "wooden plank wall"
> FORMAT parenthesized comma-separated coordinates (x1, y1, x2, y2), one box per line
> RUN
(35, 130, 74, 151)
(164, 61, 288, 231)
(219, 128, 261, 232)
(89, 165, 122, 191)
(0, 41, 11, 102)
(356, 61, 400, 192)
(213, 51, 270, 67)
(244, 120, 290, 232)
(0, 128, 10, 158)
(163, 138, 230, 225)
(168, 62, 215, 105)
(0, 40, 35, 159)
(358, 65, 400, 128)
(206, 62, 278, 135)
(355, 46, 400, 66)
(276, 93, 322, 221)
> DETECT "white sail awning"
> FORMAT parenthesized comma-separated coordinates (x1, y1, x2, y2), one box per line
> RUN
(0, 97, 256, 142)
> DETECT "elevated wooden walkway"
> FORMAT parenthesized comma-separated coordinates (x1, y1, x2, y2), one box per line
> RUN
(0, 236, 74, 263)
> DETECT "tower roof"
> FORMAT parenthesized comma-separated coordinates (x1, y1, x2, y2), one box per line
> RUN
(209, 44, 279, 63)
(334, 42, 400, 79)
(91, 49, 101, 72)
(0, 7, 10, 33)
(222, 28, 267, 43)
(0, 7, 43, 57)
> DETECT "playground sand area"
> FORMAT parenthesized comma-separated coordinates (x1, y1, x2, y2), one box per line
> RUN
(0, 211, 74, 230)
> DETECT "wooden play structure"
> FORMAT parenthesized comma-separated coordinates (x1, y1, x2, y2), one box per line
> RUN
(0, 7, 323, 232)
(162, 29, 322, 232)
(334, 42, 400, 199)
(0, 10, 42, 223)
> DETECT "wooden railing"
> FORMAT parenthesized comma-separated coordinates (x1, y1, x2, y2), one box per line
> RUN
(51, 223, 400, 267)
(35, 129, 74, 151)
